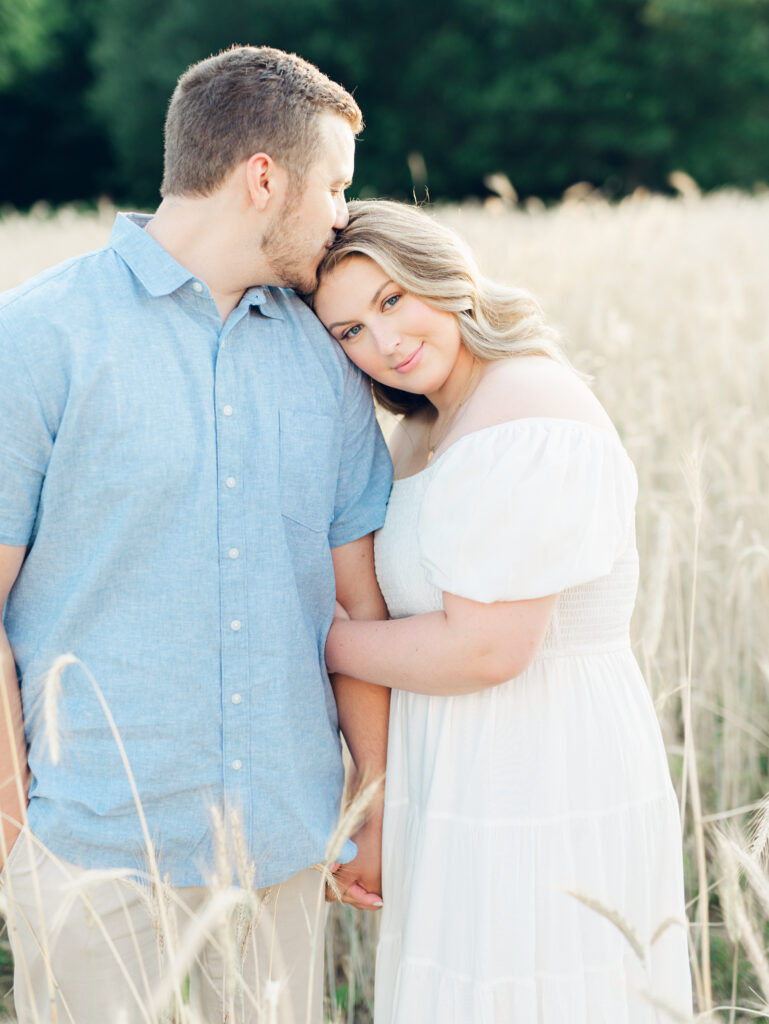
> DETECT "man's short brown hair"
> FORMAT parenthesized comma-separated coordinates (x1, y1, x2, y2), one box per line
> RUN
(161, 46, 362, 197)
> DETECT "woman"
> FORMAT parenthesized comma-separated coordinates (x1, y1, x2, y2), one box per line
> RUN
(313, 200, 692, 1024)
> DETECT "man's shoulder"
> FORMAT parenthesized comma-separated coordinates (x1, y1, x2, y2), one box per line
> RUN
(265, 286, 354, 381)
(268, 287, 341, 336)
(0, 245, 118, 326)
(266, 287, 330, 332)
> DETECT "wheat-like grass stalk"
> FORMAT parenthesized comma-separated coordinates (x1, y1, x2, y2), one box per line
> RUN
(41, 654, 188, 1017)
(3, 190, 769, 1019)
(679, 442, 712, 1012)
(747, 794, 769, 865)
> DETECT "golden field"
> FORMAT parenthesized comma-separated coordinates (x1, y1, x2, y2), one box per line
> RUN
(0, 188, 768, 1022)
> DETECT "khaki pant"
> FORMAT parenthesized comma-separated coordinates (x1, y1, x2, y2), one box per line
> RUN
(0, 826, 326, 1024)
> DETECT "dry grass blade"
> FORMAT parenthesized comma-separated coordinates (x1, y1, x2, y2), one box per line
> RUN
(728, 843, 769, 924)
(747, 794, 769, 865)
(728, 897, 769, 1005)
(651, 916, 688, 948)
(714, 829, 769, 1011)
(147, 886, 247, 1015)
(4, 190, 769, 1019)
(564, 890, 646, 966)
(41, 652, 79, 765)
(641, 508, 674, 662)
(39, 653, 188, 1014)
(323, 773, 385, 870)
(638, 987, 695, 1023)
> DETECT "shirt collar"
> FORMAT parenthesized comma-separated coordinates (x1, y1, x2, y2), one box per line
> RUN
(247, 286, 285, 320)
(110, 212, 284, 319)
(110, 213, 194, 297)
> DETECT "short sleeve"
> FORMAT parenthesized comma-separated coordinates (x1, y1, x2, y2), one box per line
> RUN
(418, 419, 638, 603)
(0, 320, 54, 546)
(328, 363, 393, 548)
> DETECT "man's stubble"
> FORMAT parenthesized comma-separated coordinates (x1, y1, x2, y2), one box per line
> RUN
(261, 187, 327, 296)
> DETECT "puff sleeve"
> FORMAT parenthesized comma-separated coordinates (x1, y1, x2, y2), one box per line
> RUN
(417, 419, 638, 603)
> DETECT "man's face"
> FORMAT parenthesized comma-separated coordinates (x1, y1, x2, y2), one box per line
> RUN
(261, 114, 355, 294)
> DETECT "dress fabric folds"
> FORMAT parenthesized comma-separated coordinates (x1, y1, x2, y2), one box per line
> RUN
(373, 419, 692, 1024)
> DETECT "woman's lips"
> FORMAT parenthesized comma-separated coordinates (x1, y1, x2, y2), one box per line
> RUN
(394, 343, 424, 374)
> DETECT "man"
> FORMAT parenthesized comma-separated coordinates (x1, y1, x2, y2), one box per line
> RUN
(0, 46, 392, 1023)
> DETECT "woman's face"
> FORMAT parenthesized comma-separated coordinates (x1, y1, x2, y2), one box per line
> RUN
(314, 256, 466, 401)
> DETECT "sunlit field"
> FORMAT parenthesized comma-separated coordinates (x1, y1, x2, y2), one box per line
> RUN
(1, 186, 768, 1022)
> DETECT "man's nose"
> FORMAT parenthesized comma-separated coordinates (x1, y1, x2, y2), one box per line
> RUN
(333, 194, 349, 230)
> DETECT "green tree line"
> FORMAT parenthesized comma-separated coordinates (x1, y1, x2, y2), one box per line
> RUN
(1, 0, 768, 208)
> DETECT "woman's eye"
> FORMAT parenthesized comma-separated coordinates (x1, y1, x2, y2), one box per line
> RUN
(383, 294, 400, 310)
(342, 324, 362, 341)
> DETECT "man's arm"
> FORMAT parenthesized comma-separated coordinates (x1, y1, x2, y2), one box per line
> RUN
(329, 533, 389, 911)
(0, 544, 29, 868)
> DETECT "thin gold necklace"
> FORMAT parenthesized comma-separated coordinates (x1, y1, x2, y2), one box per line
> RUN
(426, 361, 481, 463)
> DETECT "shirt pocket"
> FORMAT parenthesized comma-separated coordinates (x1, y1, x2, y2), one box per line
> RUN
(278, 409, 341, 533)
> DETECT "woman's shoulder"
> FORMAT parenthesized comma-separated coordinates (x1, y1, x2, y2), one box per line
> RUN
(458, 356, 615, 438)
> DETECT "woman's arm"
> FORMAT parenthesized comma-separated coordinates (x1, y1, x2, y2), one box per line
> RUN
(326, 590, 558, 696)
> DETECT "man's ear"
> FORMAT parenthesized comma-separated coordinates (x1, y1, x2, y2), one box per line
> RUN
(245, 152, 286, 211)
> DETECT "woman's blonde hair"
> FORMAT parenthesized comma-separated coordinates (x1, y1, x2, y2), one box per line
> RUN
(315, 199, 571, 415)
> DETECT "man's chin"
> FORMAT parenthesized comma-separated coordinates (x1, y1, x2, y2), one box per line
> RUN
(288, 269, 320, 298)
(263, 250, 317, 296)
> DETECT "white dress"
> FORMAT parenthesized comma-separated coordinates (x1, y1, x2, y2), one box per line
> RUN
(373, 419, 692, 1024)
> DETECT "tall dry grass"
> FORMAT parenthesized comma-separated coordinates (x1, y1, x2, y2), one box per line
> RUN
(0, 186, 767, 1021)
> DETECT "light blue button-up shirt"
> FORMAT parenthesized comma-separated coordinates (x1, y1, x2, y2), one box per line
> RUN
(0, 213, 392, 887)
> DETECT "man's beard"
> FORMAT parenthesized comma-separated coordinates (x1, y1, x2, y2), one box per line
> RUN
(261, 194, 321, 296)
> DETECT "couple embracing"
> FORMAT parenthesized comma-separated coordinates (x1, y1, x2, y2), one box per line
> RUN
(0, 45, 692, 1024)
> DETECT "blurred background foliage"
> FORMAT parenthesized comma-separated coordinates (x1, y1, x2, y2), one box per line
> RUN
(1, 0, 768, 209)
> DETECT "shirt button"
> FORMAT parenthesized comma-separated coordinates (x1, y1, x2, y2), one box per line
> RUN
(225, 477, 236, 489)
(192, 281, 203, 293)
(231, 693, 242, 705)
(223, 405, 233, 417)
(232, 759, 242, 771)
(230, 620, 242, 632)
(228, 548, 239, 560)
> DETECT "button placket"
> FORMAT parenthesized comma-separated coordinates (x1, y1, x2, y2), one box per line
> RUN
(214, 348, 250, 796)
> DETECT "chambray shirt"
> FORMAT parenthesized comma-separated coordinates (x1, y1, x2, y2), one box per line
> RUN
(0, 213, 392, 887)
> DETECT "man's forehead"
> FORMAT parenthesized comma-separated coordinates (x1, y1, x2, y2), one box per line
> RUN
(316, 113, 356, 175)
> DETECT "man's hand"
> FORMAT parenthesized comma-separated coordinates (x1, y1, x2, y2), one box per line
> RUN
(328, 536, 389, 911)
(327, 811, 384, 911)
(0, 544, 29, 870)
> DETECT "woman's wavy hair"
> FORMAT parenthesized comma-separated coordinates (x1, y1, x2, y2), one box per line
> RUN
(314, 199, 572, 415)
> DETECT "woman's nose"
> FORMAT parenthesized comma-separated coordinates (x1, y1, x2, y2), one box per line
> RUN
(371, 324, 400, 357)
